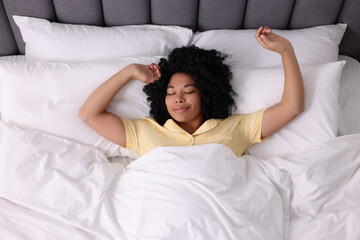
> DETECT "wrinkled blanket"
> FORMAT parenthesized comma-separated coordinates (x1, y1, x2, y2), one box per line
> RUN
(1, 121, 360, 240)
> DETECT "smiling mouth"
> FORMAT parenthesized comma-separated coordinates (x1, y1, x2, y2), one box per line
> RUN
(173, 107, 190, 113)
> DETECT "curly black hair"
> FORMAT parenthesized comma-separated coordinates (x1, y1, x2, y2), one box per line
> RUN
(143, 45, 236, 125)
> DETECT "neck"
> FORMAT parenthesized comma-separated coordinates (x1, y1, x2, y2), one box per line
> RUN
(177, 117, 204, 135)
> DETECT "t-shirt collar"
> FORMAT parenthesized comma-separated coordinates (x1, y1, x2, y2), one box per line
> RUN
(163, 119, 217, 135)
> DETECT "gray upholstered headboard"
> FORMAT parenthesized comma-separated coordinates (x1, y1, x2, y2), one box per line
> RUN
(0, 0, 359, 61)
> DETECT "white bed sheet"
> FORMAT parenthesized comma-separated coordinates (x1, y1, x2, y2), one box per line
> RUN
(267, 133, 360, 239)
(1, 120, 360, 239)
(0, 121, 291, 239)
(0, 197, 95, 240)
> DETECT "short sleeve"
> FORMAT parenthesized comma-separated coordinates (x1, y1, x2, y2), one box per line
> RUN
(239, 109, 265, 145)
(121, 118, 144, 153)
(249, 109, 265, 144)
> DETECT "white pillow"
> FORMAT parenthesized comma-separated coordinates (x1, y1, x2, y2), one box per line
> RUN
(232, 61, 346, 158)
(0, 57, 346, 158)
(13, 15, 193, 62)
(338, 55, 360, 134)
(0, 57, 162, 158)
(0, 55, 26, 115)
(191, 24, 346, 68)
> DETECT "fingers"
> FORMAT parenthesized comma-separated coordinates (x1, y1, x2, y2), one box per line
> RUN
(255, 26, 272, 37)
(263, 26, 272, 34)
(260, 33, 271, 45)
(255, 26, 272, 49)
(255, 26, 263, 39)
(255, 27, 267, 48)
(149, 63, 161, 81)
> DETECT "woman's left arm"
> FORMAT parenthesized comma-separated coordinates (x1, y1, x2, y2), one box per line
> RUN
(255, 26, 305, 139)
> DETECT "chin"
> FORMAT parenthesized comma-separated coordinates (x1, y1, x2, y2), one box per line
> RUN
(171, 115, 189, 123)
(169, 112, 191, 122)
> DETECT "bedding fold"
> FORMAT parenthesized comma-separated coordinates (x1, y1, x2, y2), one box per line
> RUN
(1, 121, 360, 239)
(0, 121, 290, 240)
(264, 134, 360, 239)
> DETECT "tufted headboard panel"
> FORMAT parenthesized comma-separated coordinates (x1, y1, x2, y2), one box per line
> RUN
(0, 0, 359, 61)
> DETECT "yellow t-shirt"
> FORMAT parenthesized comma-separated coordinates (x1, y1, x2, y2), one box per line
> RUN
(122, 110, 264, 157)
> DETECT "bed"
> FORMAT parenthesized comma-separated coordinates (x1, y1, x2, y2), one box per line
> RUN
(0, 0, 360, 239)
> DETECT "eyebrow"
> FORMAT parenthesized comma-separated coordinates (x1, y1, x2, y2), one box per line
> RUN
(167, 84, 197, 89)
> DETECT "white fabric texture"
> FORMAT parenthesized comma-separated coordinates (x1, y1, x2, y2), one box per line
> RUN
(1, 121, 360, 240)
(338, 55, 360, 134)
(0, 59, 346, 158)
(13, 15, 193, 62)
(0, 55, 26, 61)
(337, 104, 347, 136)
(0, 121, 290, 240)
(191, 24, 346, 69)
(233, 61, 345, 158)
(0, 57, 165, 158)
(0, 55, 26, 121)
(0, 197, 96, 240)
(265, 134, 360, 240)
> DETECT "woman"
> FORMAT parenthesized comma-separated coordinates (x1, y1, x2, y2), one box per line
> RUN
(79, 26, 304, 157)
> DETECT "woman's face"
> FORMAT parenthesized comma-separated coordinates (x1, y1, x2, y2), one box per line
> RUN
(165, 72, 203, 125)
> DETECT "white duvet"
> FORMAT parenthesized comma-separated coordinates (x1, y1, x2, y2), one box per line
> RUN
(0, 121, 360, 240)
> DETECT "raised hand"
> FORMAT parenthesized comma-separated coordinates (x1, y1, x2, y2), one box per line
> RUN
(255, 26, 293, 55)
(131, 63, 161, 84)
(255, 27, 304, 140)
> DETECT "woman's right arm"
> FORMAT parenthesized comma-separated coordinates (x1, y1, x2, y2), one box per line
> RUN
(78, 63, 161, 147)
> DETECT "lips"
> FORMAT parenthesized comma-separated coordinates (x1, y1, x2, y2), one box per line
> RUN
(173, 107, 190, 113)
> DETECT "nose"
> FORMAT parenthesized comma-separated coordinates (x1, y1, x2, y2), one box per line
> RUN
(176, 95, 185, 104)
